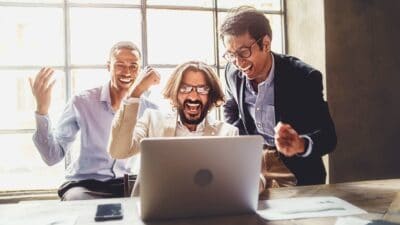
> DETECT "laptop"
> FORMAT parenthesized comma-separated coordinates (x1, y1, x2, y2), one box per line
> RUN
(139, 135, 263, 221)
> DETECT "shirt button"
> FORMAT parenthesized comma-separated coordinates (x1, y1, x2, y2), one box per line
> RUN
(256, 107, 260, 111)
(257, 123, 261, 128)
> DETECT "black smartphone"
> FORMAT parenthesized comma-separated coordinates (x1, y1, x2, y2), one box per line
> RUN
(94, 203, 123, 222)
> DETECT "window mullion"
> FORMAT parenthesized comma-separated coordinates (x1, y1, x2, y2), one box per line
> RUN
(141, 0, 148, 67)
(64, 0, 72, 102)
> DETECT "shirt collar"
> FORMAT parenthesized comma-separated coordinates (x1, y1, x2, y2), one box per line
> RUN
(243, 53, 275, 90)
(263, 52, 275, 87)
(100, 81, 112, 104)
(176, 114, 208, 132)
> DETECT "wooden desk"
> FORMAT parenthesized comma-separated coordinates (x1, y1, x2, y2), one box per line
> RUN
(1, 179, 399, 225)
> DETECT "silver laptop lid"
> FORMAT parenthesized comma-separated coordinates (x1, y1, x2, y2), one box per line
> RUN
(139, 135, 263, 221)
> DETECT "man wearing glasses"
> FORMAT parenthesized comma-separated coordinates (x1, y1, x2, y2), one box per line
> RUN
(220, 6, 337, 190)
(29, 41, 159, 200)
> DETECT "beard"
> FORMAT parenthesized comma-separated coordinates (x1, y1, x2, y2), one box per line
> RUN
(178, 100, 210, 125)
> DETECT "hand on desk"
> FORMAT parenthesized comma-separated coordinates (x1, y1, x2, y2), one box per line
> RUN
(274, 122, 306, 157)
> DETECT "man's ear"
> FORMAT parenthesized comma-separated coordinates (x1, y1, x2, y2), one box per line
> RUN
(263, 36, 271, 52)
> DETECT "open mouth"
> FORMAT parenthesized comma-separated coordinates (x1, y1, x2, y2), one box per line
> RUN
(185, 102, 201, 114)
(179, 100, 207, 125)
(118, 77, 134, 84)
(239, 64, 253, 74)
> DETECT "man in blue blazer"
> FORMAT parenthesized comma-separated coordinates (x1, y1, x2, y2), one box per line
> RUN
(220, 6, 337, 187)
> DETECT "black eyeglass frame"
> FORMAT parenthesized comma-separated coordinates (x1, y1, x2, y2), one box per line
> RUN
(222, 36, 265, 63)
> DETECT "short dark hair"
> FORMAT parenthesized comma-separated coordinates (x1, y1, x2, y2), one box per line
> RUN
(163, 61, 225, 110)
(220, 6, 272, 48)
(109, 41, 141, 60)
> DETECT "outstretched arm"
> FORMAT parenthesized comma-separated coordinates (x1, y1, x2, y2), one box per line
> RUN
(30, 68, 79, 165)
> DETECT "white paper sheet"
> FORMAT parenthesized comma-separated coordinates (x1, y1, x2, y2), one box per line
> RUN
(256, 196, 367, 221)
(335, 217, 400, 225)
(335, 217, 371, 225)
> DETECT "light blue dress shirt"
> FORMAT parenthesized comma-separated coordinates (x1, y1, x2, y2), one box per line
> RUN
(244, 56, 276, 146)
(33, 82, 156, 181)
(243, 54, 313, 156)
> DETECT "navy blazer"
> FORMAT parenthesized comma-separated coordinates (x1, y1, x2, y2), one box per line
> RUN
(223, 53, 337, 185)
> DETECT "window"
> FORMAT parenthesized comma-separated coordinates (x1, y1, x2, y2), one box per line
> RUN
(0, 0, 284, 191)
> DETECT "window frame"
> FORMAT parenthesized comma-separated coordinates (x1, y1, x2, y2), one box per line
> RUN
(0, 0, 286, 191)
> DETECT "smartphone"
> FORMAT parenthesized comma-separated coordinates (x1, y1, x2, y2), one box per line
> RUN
(94, 203, 123, 222)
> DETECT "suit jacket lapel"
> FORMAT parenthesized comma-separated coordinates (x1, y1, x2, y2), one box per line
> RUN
(272, 52, 283, 124)
(237, 74, 254, 134)
(238, 75, 246, 121)
(236, 70, 257, 134)
(203, 118, 218, 136)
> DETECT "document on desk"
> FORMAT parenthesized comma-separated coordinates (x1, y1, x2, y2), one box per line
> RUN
(256, 196, 367, 220)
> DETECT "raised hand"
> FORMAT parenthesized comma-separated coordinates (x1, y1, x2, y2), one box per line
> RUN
(274, 122, 306, 157)
(129, 66, 161, 98)
(28, 67, 56, 115)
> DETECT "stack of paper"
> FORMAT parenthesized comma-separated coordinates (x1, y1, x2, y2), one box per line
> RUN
(256, 196, 366, 221)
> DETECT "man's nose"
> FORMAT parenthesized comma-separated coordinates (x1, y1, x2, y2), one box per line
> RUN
(121, 66, 132, 75)
(187, 89, 200, 100)
(234, 56, 246, 67)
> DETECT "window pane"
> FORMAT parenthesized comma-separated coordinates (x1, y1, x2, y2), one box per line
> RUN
(147, 0, 212, 7)
(0, 133, 64, 191)
(218, 0, 281, 11)
(217, 12, 229, 67)
(0, 7, 64, 66)
(269, 14, 283, 53)
(0, 69, 65, 130)
(68, 0, 140, 4)
(69, 8, 141, 65)
(71, 69, 110, 95)
(218, 13, 283, 67)
(147, 10, 214, 65)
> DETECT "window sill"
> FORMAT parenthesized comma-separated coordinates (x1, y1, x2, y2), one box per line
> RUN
(0, 189, 58, 204)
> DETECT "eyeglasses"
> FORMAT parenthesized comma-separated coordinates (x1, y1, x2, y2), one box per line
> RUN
(179, 85, 210, 95)
(113, 62, 139, 72)
(223, 36, 264, 63)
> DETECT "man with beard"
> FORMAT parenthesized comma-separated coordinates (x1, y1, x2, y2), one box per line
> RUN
(108, 60, 238, 157)
(108, 61, 273, 196)
(29, 41, 159, 200)
(220, 7, 337, 190)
